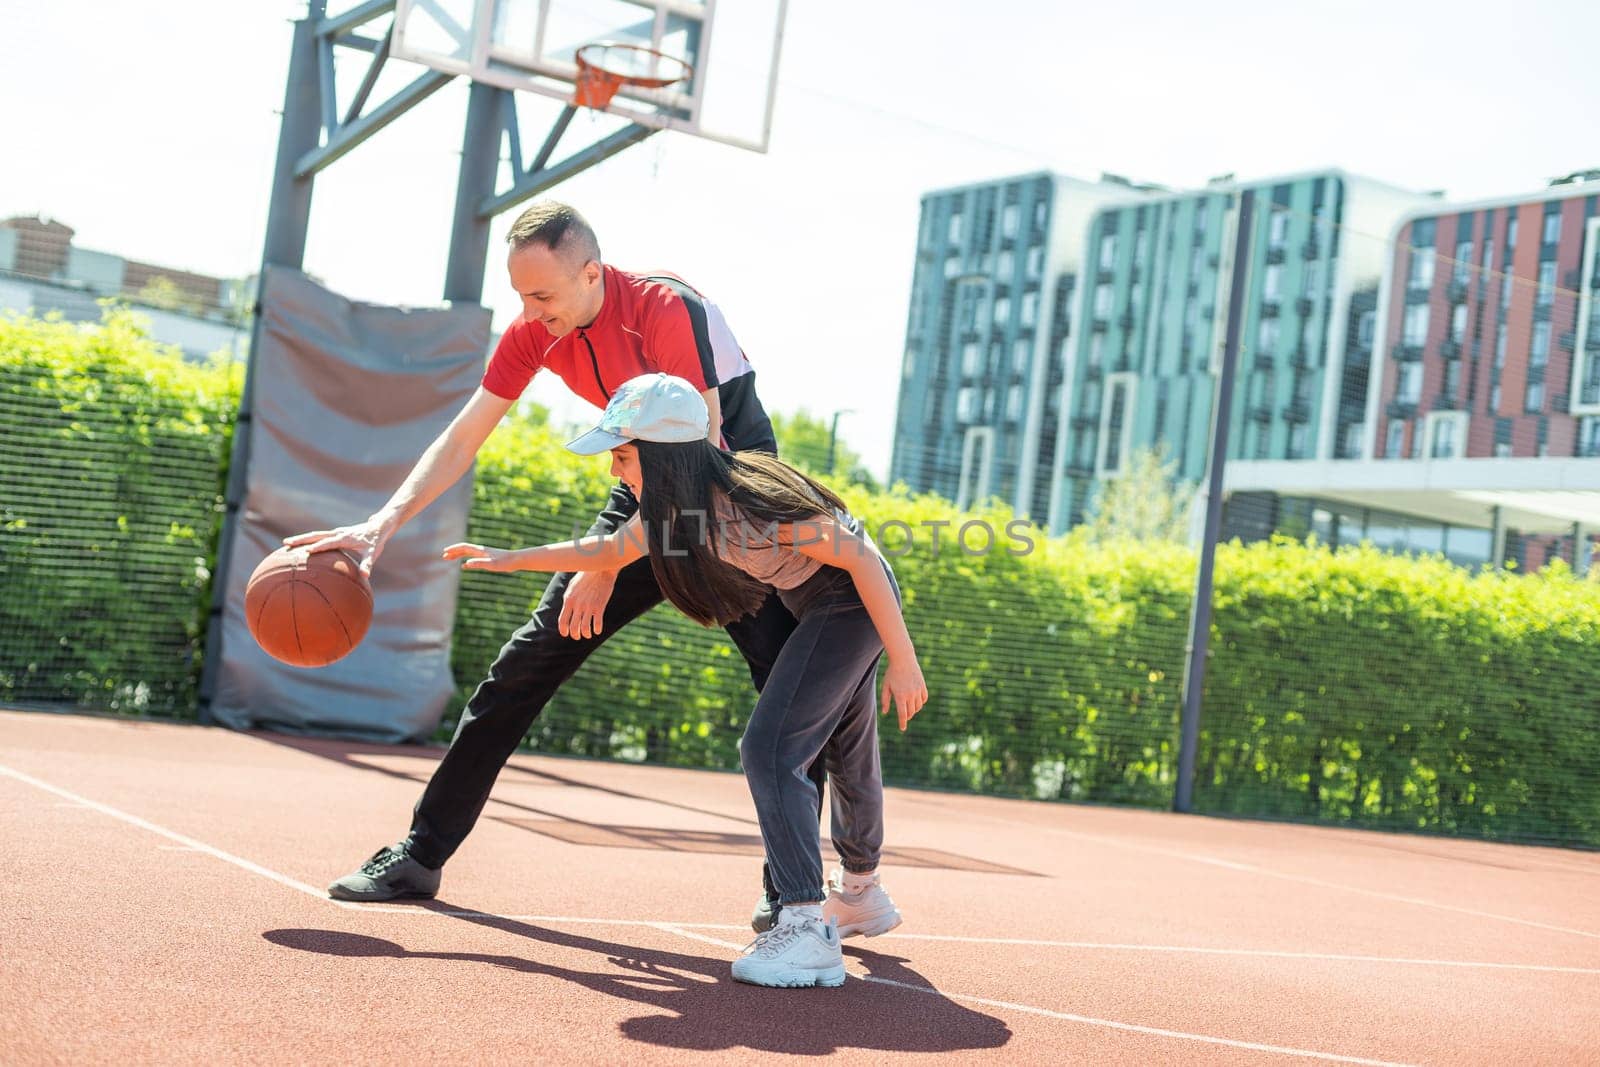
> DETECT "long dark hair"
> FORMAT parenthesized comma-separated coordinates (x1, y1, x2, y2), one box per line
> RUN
(634, 440, 849, 626)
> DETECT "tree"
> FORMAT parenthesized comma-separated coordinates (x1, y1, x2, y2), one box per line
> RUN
(134, 277, 203, 316)
(769, 409, 877, 489)
(1083, 446, 1195, 544)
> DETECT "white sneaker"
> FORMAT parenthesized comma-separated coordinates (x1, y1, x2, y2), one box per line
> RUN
(822, 868, 903, 938)
(730, 914, 846, 988)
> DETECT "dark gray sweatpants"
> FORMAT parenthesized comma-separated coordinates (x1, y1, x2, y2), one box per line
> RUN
(741, 563, 896, 905)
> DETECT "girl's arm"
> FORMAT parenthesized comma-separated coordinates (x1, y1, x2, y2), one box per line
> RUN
(443, 513, 647, 574)
(783, 516, 928, 730)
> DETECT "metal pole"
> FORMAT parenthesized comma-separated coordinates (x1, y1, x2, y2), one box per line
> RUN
(198, 13, 324, 722)
(828, 409, 853, 474)
(444, 82, 506, 304)
(1173, 188, 1255, 813)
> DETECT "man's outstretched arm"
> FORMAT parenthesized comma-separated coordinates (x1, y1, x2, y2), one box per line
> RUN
(283, 386, 515, 575)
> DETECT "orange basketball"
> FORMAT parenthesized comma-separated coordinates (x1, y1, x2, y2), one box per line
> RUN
(245, 546, 373, 668)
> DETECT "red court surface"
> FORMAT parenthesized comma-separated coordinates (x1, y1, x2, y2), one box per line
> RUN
(2, 707, 1597, 1065)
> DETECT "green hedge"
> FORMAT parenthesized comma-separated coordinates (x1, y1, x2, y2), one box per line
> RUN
(0, 310, 237, 714)
(5, 312, 1598, 847)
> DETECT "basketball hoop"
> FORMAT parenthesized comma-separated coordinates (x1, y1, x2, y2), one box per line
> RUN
(573, 42, 692, 110)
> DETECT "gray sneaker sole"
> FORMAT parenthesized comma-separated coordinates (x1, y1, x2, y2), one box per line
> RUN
(326, 881, 438, 902)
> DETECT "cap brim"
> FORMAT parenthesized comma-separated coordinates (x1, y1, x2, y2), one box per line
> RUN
(565, 426, 632, 455)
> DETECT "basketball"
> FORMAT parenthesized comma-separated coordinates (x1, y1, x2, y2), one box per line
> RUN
(245, 546, 373, 668)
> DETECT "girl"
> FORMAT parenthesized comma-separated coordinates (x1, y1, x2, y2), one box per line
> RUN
(443, 373, 928, 988)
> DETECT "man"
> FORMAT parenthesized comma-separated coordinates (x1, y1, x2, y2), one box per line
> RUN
(297, 202, 893, 936)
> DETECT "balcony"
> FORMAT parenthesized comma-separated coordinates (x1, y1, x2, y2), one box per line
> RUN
(1071, 414, 1099, 428)
(1066, 459, 1096, 477)
(1081, 362, 1103, 381)
(1096, 269, 1115, 284)
(1260, 299, 1282, 318)
(1253, 350, 1277, 370)
(1091, 318, 1109, 333)
(1387, 399, 1418, 419)
(1290, 344, 1316, 369)
(1446, 278, 1469, 303)
(1559, 330, 1577, 352)
(1391, 342, 1423, 362)
(1440, 339, 1462, 359)
(1266, 247, 1286, 265)
(1283, 399, 1311, 423)
(1301, 237, 1321, 260)
(1432, 393, 1463, 412)
(1117, 311, 1136, 330)
(1247, 404, 1274, 423)
(1295, 296, 1315, 317)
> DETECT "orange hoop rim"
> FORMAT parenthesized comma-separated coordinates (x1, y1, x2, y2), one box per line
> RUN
(573, 42, 693, 109)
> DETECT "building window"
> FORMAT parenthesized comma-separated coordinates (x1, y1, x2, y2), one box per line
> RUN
(1494, 323, 1508, 369)
(1499, 270, 1513, 308)
(1098, 373, 1137, 475)
(1287, 421, 1308, 459)
(1263, 263, 1282, 301)
(1358, 310, 1376, 347)
(1020, 290, 1038, 327)
(1426, 412, 1466, 458)
(957, 387, 978, 422)
(1408, 246, 1436, 290)
(1342, 421, 1364, 459)
(1094, 284, 1113, 318)
(1542, 211, 1562, 246)
(1258, 316, 1280, 355)
(957, 426, 994, 509)
(1506, 215, 1518, 249)
(948, 212, 963, 244)
(1450, 303, 1467, 343)
(1033, 199, 1048, 232)
(1002, 203, 1020, 240)
(1006, 384, 1025, 421)
(1530, 321, 1551, 368)
(1087, 332, 1105, 368)
(1442, 359, 1461, 397)
(902, 349, 916, 380)
(1013, 338, 1031, 376)
(1026, 245, 1044, 279)
(1490, 383, 1502, 411)
(1385, 419, 1406, 458)
(1397, 361, 1422, 404)
(994, 296, 1011, 327)
(1403, 303, 1430, 346)
(961, 342, 982, 376)
(1268, 209, 1289, 248)
(1098, 233, 1116, 271)
(1525, 379, 1545, 412)
(1579, 417, 1600, 457)
(1303, 260, 1323, 299)
(1452, 240, 1472, 283)
(1536, 261, 1556, 307)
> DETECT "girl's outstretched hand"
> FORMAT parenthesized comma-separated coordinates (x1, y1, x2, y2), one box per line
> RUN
(442, 542, 520, 572)
(881, 655, 928, 732)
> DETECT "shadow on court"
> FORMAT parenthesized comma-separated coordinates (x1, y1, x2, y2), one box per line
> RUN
(265, 909, 1012, 1055)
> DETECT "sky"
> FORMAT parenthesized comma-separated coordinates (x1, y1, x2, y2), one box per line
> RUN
(5, 0, 1599, 479)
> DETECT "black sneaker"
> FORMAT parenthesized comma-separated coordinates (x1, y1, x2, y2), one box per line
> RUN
(327, 844, 441, 901)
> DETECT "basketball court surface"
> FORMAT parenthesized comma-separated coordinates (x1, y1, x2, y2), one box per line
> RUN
(4, 709, 1596, 1064)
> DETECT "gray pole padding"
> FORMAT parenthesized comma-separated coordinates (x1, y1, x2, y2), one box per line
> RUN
(209, 267, 489, 742)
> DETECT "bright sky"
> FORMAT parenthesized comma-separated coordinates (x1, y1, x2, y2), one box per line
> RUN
(6, 0, 1598, 478)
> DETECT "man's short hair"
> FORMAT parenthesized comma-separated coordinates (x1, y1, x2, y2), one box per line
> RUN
(505, 201, 602, 266)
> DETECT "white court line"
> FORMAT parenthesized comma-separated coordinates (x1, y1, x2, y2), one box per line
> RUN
(9, 759, 1587, 979)
(1005, 822, 1600, 941)
(649, 926, 1416, 1067)
(0, 763, 358, 907)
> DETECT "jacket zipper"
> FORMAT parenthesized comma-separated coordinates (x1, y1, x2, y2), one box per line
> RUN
(579, 330, 609, 401)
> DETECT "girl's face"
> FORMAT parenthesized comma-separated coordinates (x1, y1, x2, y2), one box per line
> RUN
(610, 443, 642, 498)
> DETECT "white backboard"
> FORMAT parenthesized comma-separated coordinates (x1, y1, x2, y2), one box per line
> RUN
(391, 0, 787, 152)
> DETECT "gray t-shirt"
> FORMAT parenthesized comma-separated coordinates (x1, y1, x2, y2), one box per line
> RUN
(709, 494, 862, 590)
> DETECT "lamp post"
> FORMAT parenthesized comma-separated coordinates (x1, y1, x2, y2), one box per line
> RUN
(827, 408, 855, 475)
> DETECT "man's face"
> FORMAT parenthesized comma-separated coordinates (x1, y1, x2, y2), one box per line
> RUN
(609, 443, 642, 498)
(507, 243, 602, 337)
